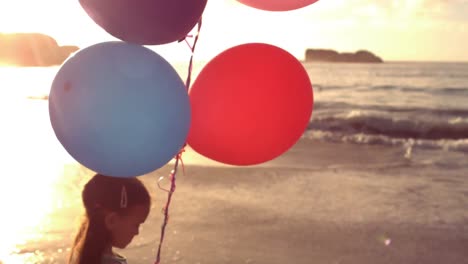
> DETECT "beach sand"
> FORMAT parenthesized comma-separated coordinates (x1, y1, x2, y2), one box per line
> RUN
(8, 138, 468, 264)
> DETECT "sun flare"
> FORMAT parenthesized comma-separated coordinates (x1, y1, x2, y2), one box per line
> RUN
(0, 71, 78, 261)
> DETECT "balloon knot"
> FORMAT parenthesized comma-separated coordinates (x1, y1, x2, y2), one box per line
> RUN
(178, 34, 194, 42)
(176, 147, 186, 176)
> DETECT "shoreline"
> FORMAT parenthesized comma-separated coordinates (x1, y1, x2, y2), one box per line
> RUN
(4, 139, 467, 264)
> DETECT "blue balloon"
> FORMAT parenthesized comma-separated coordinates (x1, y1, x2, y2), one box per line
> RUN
(49, 42, 191, 177)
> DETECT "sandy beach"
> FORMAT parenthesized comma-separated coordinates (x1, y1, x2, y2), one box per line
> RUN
(10, 138, 467, 264)
(2, 63, 468, 263)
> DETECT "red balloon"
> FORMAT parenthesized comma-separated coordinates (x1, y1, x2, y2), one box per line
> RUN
(237, 0, 319, 11)
(188, 43, 313, 165)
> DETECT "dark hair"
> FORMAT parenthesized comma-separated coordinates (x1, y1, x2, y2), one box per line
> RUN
(68, 174, 151, 264)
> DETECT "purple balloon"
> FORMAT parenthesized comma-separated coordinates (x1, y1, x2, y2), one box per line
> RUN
(79, 0, 207, 45)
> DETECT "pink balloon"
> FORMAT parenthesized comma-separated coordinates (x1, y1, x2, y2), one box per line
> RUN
(237, 0, 320, 11)
(79, 0, 207, 45)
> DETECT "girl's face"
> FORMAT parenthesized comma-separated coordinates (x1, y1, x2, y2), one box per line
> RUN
(107, 204, 150, 249)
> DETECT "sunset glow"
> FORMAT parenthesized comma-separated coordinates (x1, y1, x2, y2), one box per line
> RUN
(0, 1, 467, 263)
(0, 0, 467, 62)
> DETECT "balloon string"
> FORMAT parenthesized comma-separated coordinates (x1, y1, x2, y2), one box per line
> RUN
(154, 154, 181, 264)
(185, 17, 203, 90)
(154, 17, 203, 264)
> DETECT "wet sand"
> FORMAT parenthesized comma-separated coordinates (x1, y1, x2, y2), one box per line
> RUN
(7, 139, 468, 264)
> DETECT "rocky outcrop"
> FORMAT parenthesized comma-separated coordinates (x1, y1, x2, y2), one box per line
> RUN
(0, 33, 79, 66)
(305, 49, 383, 63)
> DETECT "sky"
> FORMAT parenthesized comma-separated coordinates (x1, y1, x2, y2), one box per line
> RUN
(0, 0, 467, 62)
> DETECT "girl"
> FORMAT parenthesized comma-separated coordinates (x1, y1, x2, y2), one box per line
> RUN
(69, 174, 151, 264)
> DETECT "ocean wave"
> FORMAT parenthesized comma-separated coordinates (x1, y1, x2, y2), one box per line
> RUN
(313, 101, 468, 117)
(314, 84, 468, 95)
(375, 72, 468, 78)
(309, 101, 468, 141)
(306, 130, 468, 154)
(370, 85, 468, 95)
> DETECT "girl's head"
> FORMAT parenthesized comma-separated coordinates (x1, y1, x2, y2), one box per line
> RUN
(70, 174, 151, 264)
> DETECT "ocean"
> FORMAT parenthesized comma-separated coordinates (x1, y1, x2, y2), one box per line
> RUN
(305, 61, 468, 168)
(0, 61, 466, 264)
